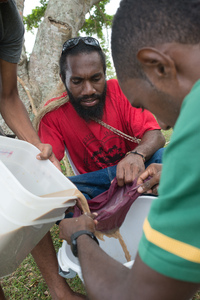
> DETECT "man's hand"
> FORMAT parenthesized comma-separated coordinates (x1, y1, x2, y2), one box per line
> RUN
(137, 163, 162, 195)
(116, 153, 145, 186)
(59, 213, 98, 245)
(35, 142, 61, 171)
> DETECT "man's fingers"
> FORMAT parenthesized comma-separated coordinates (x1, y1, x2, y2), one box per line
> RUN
(59, 213, 98, 242)
(137, 169, 150, 185)
(137, 176, 159, 194)
(37, 152, 62, 171)
(36, 144, 62, 171)
(48, 154, 62, 171)
(138, 179, 152, 193)
(36, 144, 52, 160)
(117, 165, 143, 187)
(152, 184, 159, 195)
(84, 212, 98, 219)
(116, 166, 125, 187)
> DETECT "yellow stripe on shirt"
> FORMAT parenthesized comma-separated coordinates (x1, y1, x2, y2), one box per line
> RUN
(143, 218, 200, 263)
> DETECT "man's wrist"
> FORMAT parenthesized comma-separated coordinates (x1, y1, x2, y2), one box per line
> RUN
(125, 150, 145, 162)
(71, 230, 99, 257)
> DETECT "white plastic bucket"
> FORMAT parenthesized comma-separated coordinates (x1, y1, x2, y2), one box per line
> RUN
(0, 136, 79, 278)
(57, 195, 156, 281)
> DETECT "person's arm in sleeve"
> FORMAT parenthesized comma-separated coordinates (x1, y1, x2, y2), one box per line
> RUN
(59, 214, 199, 300)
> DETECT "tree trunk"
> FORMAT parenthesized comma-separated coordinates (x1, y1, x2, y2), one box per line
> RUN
(0, 0, 101, 134)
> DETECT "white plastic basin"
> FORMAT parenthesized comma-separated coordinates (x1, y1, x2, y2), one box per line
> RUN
(57, 195, 156, 281)
(0, 136, 78, 277)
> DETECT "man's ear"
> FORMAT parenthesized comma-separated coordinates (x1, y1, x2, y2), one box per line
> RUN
(137, 47, 176, 82)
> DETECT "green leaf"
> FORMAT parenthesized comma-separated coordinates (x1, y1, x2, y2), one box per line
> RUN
(23, 0, 48, 32)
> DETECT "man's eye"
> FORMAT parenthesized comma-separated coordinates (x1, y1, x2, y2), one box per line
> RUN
(93, 77, 101, 82)
(72, 79, 81, 85)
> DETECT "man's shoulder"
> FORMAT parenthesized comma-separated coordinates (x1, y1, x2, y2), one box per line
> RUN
(179, 80, 200, 120)
(45, 92, 68, 106)
(106, 79, 126, 101)
(39, 92, 69, 124)
(187, 80, 200, 104)
(107, 78, 120, 91)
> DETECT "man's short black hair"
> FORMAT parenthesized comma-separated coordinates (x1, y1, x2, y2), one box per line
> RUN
(60, 38, 106, 84)
(111, 0, 200, 81)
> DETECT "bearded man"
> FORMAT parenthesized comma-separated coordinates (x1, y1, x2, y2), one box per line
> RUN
(37, 37, 165, 199)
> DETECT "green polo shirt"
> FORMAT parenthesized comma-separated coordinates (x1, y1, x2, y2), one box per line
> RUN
(139, 80, 200, 283)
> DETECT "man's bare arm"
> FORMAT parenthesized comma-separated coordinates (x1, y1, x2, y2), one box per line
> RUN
(59, 215, 199, 300)
(0, 59, 61, 169)
(116, 130, 165, 186)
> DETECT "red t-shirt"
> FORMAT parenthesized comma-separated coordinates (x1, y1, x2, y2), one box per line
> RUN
(38, 79, 160, 174)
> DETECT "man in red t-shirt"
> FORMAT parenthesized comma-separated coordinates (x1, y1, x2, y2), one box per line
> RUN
(37, 37, 165, 199)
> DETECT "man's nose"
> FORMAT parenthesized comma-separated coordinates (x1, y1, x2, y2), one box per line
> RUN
(82, 81, 96, 96)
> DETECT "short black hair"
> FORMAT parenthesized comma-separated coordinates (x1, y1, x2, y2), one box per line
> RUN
(60, 38, 106, 84)
(111, 0, 200, 81)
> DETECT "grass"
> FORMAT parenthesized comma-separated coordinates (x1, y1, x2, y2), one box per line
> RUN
(0, 225, 86, 299)
(162, 128, 173, 145)
(1, 128, 200, 299)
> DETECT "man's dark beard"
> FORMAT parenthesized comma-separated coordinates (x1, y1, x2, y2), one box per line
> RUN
(66, 84, 107, 122)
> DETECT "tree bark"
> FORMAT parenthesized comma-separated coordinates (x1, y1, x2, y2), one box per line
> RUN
(0, 0, 101, 134)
